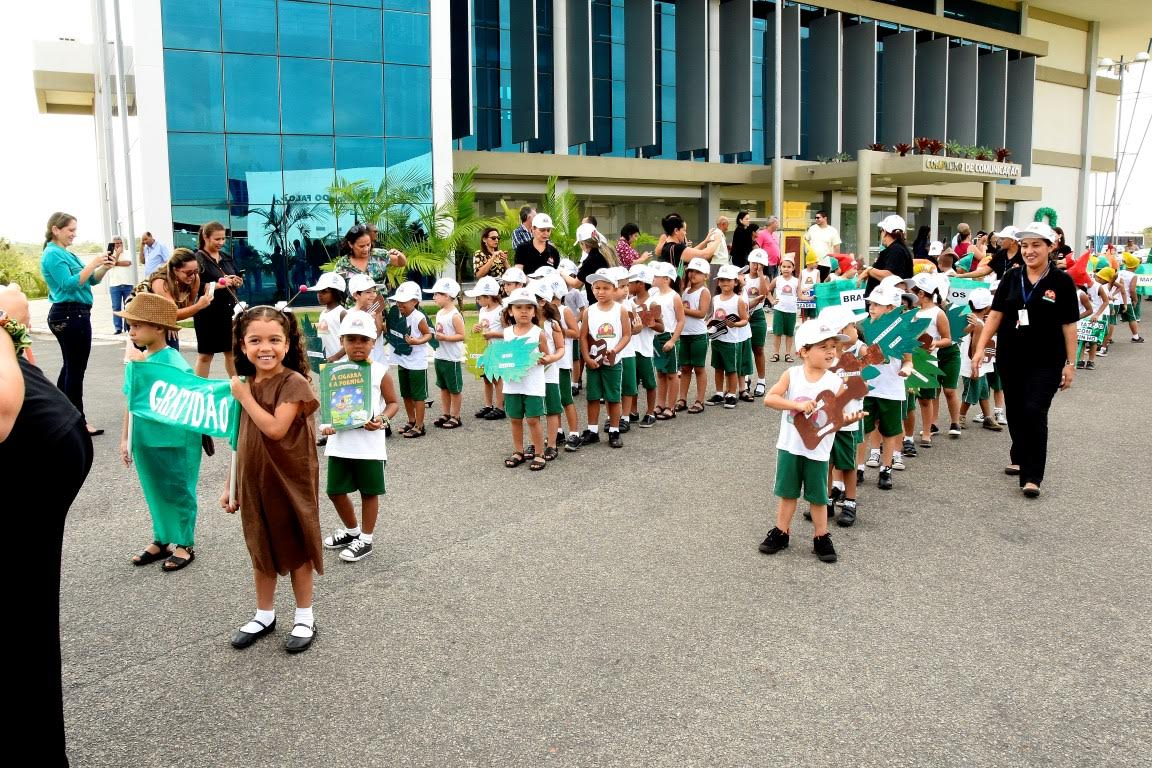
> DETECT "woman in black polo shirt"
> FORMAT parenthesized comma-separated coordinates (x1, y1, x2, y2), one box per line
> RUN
(972, 222, 1079, 498)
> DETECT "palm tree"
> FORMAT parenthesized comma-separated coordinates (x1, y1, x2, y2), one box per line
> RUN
(248, 196, 319, 299)
(538, 175, 581, 256)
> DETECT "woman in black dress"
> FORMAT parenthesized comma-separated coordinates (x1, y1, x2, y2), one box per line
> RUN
(729, 210, 755, 268)
(193, 221, 243, 378)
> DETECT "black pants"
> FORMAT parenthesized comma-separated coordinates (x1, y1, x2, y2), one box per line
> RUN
(46, 303, 92, 422)
(999, 365, 1062, 487)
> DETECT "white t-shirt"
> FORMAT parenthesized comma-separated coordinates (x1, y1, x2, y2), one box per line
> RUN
(317, 305, 345, 358)
(743, 273, 769, 314)
(711, 293, 749, 344)
(632, 294, 657, 357)
(775, 365, 844, 460)
(773, 276, 799, 314)
(867, 353, 907, 401)
(391, 309, 429, 370)
(324, 360, 389, 461)
(434, 306, 465, 362)
(652, 287, 679, 336)
(617, 298, 638, 359)
(501, 325, 545, 397)
(557, 307, 574, 371)
(709, 229, 730, 266)
(586, 300, 625, 358)
(682, 287, 708, 335)
(107, 262, 136, 288)
(805, 224, 842, 267)
(798, 267, 821, 305)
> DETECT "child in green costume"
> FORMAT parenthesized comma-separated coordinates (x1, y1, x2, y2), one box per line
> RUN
(118, 293, 202, 572)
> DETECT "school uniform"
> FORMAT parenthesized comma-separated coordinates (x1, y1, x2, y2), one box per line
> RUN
(618, 299, 639, 399)
(392, 309, 429, 401)
(316, 305, 345, 360)
(772, 276, 800, 336)
(585, 301, 625, 403)
(914, 305, 943, 401)
(433, 306, 465, 394)
(710, 293, 749, 373)
(652, 287, 679, 373)
(556, 308, 576, 407)
(773, 366, 843, 505)
(863, 331, 907, 438)
(831, 342, 866, 472)
(633, 295, 658, 394)
(679, 286, 709, 368)
(542, 320, 564, 416)
(502, 325, 546, 418)
(324, 360, 389, 496)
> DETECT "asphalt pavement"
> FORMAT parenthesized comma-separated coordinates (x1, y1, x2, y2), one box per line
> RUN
(30, 294, 1152, 767)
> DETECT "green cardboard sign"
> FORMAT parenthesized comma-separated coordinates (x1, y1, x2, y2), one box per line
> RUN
(814, 281, 867, 313)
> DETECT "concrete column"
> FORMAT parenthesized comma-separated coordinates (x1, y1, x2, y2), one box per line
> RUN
(896, 186, 908, 224)
(707, 0, 721, 162)
(1075, 20, 1100, 250)
(821, 191, 843, 231)
(982, 181, 997, 234)
(703, 183, 721, 237)
(553, 0, 568, 155)
(925, 195, 941, 240)
(856, 151, 873, 264)
(92, 0, 118, 244)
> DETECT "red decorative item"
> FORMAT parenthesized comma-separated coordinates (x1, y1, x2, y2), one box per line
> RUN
(995, 147, 1012, 162)
(915, 137, 932, 154)
(868, 143, 887, 152)
(927, 139, 944, 155)
(894, 143, 912, 157)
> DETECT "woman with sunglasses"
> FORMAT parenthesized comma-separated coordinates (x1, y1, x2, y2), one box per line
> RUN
(473, 227, 509, 280)
(333, 224, 407, 288)
(147, 248, 213, 350)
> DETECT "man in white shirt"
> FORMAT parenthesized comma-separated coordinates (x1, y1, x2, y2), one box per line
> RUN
(140, 232, 170, 275)
(707, 216, 731, 266)
(804, 210, 841, 281)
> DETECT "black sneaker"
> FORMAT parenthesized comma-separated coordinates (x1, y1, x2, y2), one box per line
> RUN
(474, 405, 494, 418)
(608, 430, 623, 448)
(705, 393, 724, 406)
(1085, 361, 1096, 370)
(758, 527, 790, 554)
(483, 407, 507, 420)
(827, 486, 843, 519)
(323, 528, 360, 550)
(564, 433, 582, 452)
(1076, 360, 1086, 369)
(723, 394, 738, 409)
(316, 435, 328, 447)
(556, 430, 565, 447)
(338, 538, 373, 562)
(930, 424, 940, 435)
(813, 533, 838, 563)
(580, 429, 600, 446)
(618, 419, 630, 433)
(638, 413, 657, 428)
(628, 412, 640, 422)
(837, 501, 857, 527)
(877, 468, 893, 490)
(902, 438, 918, 458)
(948, 423, 961, 437)
(857, 468, 864, 484)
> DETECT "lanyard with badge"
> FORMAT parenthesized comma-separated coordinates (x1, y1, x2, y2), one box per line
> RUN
(1017, 265, 1049, 327)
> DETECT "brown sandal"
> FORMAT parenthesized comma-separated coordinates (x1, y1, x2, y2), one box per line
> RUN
(673, 399, 688, 412)
(687, 400, 705, 414)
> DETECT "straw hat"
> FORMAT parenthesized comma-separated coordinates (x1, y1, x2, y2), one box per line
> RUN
(114, 292, 181, 331)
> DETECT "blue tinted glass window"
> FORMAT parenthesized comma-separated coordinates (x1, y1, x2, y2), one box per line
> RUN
(161, 0, 220, 51)
(384, 0, 428, 10)
(383, 11, 430, 65)
(386, 138, 432, 176)
(169, 133, 227, 204)
(172, 206, 228, 248)
(383, 65, 430, 137)
(226, 134, 282, 205)
(283, 136, 336, 203)
(221, 0, 276, 54)
(279, 0, 331, 58)
(332, 5, 383, 61)
(164, 51, 223, 132)
(336, 137, 386, 189)
(334, 62, 385, 135)
(223, 55, 280, 133)
(281, 58, 333, 134)
(341, 0, 383, 7)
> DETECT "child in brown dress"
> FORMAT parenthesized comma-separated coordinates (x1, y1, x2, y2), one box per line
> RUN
(221, 306, 322, 653)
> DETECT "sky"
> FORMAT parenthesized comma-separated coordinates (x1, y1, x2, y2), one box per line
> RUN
(0, 2, 1148, 245)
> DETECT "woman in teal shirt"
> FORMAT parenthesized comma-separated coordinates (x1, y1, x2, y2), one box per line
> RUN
(40, 212, 115, 436)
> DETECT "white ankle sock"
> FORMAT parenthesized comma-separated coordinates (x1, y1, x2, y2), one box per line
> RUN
(587, 424, 599, 433)
(240, 608, 275, 634)
(832, 480, 845, 492)
(291, 607, 315, 637)
(360, 532, 373, 544)
(346, 525, 361, 537)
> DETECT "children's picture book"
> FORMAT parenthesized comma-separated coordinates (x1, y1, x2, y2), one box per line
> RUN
(319, 361, 373, 430)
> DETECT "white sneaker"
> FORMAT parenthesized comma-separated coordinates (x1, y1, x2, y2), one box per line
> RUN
(892, 454, 906, 471)
(865, 449, 881, 468)
(972, 413, 985, 424)
(995, 408, 1008, 426)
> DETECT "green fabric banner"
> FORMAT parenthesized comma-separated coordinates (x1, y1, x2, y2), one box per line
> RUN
(125, 361, 240, 447)
(814, 281, 866, 313)
(1134, 264, 1152, 297)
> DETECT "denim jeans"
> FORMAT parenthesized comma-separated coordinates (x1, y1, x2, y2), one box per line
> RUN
(109, 283, 134, 332)
(47, 302, 93, 422)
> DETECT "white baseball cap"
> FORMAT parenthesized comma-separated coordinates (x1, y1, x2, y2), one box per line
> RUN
(308, 272, 346, 293)
(993, 225, 1020, 241)
(927, 241, 944, 257)
(866, 285, 901, 307)
(575, 222, 602, 244)
(1013, 222, 1055, 244)
(585, 269, 615, 285)
(528, 265, 556, 279)
(907, 273, 940, 295)
(716, 264, 741, 280)
(504, 287, 538, 305)
(347, 274, 378, 294)
(389, 281, 422, 303)
(651, 261, 677, 281)
(528, 279, 553, 302)
(686, 257, 710, 274)
(878, 215, 907, 234)
(795, 318, 850, 348)
(818, 304, 868, 329)
(339, 309, 378, 339)
(558, 258, 578, 275)
(627, 264, 653, 284)
(424, 277, 460, 298)
(464, 276, 501, 297)
(548, 273, 569, 299)
(532, 213, 555, 230)
(500, 266, 528, 284)
(968, 287, 994, 310)
(748, 249, 770, 266)
(605, 266, 630, 283)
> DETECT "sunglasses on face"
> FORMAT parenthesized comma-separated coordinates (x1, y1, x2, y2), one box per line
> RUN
(176, 268, 199, 276)
(486, 235, 500, 240)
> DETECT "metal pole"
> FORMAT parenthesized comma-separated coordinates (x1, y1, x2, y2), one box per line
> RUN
(91, 0, 119, 244)
(1076, 20, 1099, 251)
(772, 3, 783, 224)
(1108, 58, 1125, 248)
(111, 0, 139, 284)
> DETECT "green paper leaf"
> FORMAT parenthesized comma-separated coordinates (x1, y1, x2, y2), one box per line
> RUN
(384, 305, 412, 356)
(905, 348, 943, 391)
(814, 281, 867, 313)
(945, 303, 971, 337)
(857, 311, 932, 359)
(478, 337, 542, 382)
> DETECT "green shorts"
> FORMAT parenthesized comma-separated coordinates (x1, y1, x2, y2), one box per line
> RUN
(773, 449, 830, 506)
(397, 366, 428, 401)
(937, 344, 961, 390)
(653, 332, 678, 373)
(544, 382, 563, 415)
(620, 356, 638, 397)
(434, 359, 463, 394)
(864, 396, 904, 437)
(831, 430, 861, 472)
(504, 393, 545, 419)
(1133, 299, 1142, 321)
(1107, 306, 1119, 325)
(749, 310, 768, 348)
(326, 456, 386, 497)
(916, 386, 939, 402)
(737, 338, 754, 377)
(559, 368, 575, 406)
(962, 375, 989, 405)
(1120, 306, 1137, 323)
(634, 353, 656, 392)
(710, 339, 739, 373)
(586, 362, 623, 403)
(772, 310, 797, 337)
(678, 334, 708, 368)
(986, 368, 1002, 392)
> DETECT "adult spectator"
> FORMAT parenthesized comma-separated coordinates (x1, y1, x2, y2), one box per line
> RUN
(333, 224, 407, 287)
(473, 226, 509, 280)
(193, 221, 242, 378)
(729, 210, 755, 268)
(860, 215, 914, 295)
(1052, 226, 1073, 265)
(39, 211, 113, 436)
(756, 216, 782, 278)
(511, 205, 536, 251)
(513, 213, 561, 274)
(957, 227, 1021, 280)
(804, 209, 842, 281)
(140, 231, 170, 275)
(0, 283, 93, 767)
(972, 222, 1078, 498)
(911, 225, 932, 260)
(656, 213, 722, 289)
(953, 223, 973, 257)
(615, 223, 651, 269)
(105, 236, 134, 335)
(149, 248, 213, 350)
(707, 216, 731, 266)
(575, 227, 619, 302)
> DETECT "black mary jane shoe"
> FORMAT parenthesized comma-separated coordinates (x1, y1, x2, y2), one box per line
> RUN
(284, 623, 317, 654)
(230, 618, 276, 649)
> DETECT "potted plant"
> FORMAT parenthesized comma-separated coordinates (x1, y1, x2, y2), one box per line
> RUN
(915, 137, 932, 154)
(995, 147, 1012, 162)
(867, 143, 887, 152)
(894, 142, 912, 157)
(927, 139, 944, 155)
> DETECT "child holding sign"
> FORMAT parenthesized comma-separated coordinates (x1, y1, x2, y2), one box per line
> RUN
(501, 288, 561, 470)
(467, 276, 507, 420)
(388, 281, 433, 437)
(427, 278, 466, 430)
(650, 261, 685, 421)
(759, 319, 865, 563)
(860, 286, 915, 491)
(957, 289, 1003, 431)
(117, 293, 202, 572)
(320, 309, 400, 563)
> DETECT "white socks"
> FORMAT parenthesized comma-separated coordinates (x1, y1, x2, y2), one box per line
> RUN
(240, 608, 276, 634)
(291, 607, 315, 638)
(832, 480, 845, 493)
(587, 424, 599, 433)
(360, 532, 374, 544)
(346, 525, 361, 537)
